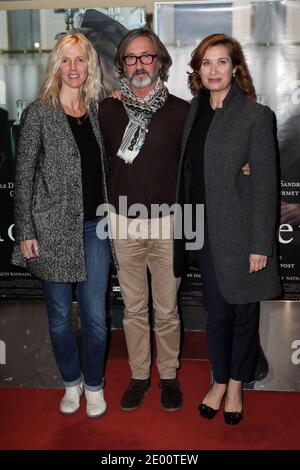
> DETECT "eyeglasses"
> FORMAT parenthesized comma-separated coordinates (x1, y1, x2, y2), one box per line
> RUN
(123, 54, 157, 66)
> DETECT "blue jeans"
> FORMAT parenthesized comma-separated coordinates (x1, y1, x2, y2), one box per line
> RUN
(43, 218, 110, 390)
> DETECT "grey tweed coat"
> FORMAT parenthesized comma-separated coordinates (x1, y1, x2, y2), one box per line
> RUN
(174, 84, 281, 304)
(11, 98, 117, 282)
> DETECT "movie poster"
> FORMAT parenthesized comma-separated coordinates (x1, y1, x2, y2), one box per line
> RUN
(0, 7, 146, 301)
(1, 3, 300, 302)
(156, 0, 300, 301)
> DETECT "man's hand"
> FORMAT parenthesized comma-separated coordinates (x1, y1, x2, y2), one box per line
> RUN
(249, 254, 267, 273)
(20, 239, 39, 259)
(110, 89, 122, 101)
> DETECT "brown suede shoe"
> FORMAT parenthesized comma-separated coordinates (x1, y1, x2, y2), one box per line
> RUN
(159, 379, 182, 411)
(120, 378, 151, 411)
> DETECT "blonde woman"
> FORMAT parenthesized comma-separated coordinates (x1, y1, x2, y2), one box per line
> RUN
(12, 33, 113, 418)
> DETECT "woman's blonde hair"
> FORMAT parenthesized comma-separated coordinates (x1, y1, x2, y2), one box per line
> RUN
(39, 32, 103, 110)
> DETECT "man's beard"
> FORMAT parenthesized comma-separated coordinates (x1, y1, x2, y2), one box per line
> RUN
(129, 68, 160, 89)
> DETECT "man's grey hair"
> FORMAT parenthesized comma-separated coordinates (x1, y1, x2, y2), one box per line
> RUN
(114, 28, 172, 81)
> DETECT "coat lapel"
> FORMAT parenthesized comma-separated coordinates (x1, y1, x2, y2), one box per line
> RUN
(181, 97, 198, 157)
(181, 89, 211, 157)
(88, 105, 104, 150)
(88, 105, 98, 137)
(51, 100, 80, 154)
(88, 104, 109, 177)
(204, 84, 246, 173)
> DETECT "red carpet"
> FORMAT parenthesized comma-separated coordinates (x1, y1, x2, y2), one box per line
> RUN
(0, 358, 300, 450)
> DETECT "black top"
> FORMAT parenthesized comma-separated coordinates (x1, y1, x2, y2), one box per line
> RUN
(186, 99, 215, 205)
(99, 94, 189, 217)
(67, 114, 103, 221)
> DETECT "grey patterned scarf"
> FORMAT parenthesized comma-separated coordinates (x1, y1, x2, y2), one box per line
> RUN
(117, 77, 168, 164)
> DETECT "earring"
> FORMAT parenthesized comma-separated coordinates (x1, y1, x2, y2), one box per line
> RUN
(232, 72, 236, 78)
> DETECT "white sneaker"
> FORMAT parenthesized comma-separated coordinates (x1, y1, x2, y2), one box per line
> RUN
(59, 383, 83, 415)
(85, 389, 107, 418)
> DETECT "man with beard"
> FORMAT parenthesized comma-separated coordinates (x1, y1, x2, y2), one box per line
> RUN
(99, 28, 189, 412)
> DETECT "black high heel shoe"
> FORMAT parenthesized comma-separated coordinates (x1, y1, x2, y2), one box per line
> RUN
(198, 384, 227, 420)
(198, 403, 219, 420)
(224, 385, 243, 424)
(223, 410, 243, 425)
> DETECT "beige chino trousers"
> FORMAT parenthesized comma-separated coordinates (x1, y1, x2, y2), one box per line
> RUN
(111, 213, 181, 380)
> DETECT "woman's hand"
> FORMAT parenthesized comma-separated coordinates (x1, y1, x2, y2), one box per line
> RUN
(249, 254, 267, 273)
(242, 163, 250, 175)
(20, 239, 39, 259)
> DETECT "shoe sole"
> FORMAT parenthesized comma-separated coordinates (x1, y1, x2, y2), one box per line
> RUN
(120, 387, 151, 411)
(224, 412, 243, 425)
(59, 406, 80, 415)
(87, 407, 107, 419)
(161, 404, 182, 412)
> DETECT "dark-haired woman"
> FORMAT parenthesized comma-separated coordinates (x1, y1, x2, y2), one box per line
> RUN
(174, 34, 281, 424)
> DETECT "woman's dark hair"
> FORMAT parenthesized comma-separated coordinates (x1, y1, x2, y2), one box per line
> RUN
(188, 33, 256, 99)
